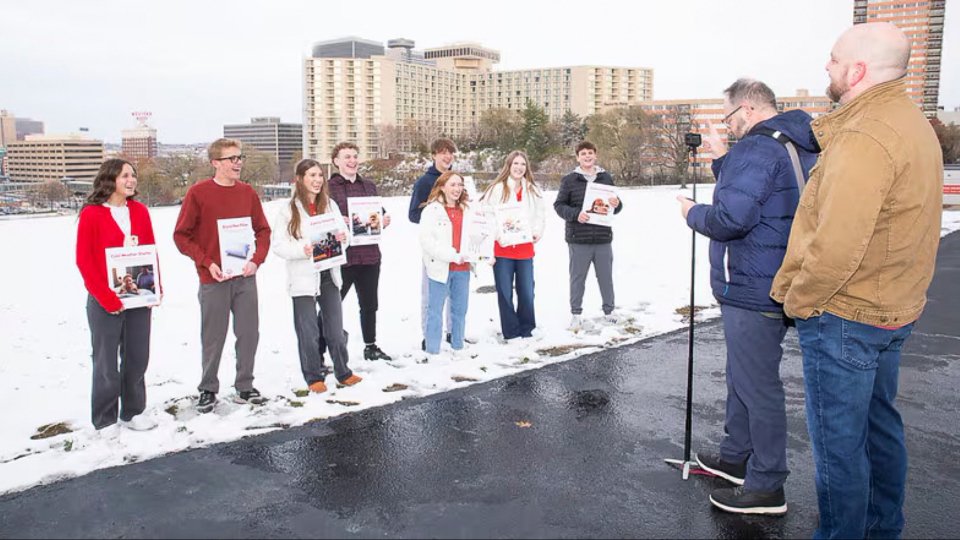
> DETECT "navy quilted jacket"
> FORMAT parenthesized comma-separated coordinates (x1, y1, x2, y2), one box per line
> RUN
(686, 110, 819, 312)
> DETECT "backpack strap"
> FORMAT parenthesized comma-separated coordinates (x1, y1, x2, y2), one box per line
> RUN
(750, 127, 807, 194)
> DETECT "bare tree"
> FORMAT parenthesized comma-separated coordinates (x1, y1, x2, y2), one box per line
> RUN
(37, 181, 69, 208)
(585, 106, 654, 185)
(239, 146, 278, 192)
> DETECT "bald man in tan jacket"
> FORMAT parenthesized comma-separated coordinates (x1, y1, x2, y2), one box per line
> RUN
(771, 22, 943, 539)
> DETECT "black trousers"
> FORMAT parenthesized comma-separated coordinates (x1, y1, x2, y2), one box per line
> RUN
(320, 262, 381, 351)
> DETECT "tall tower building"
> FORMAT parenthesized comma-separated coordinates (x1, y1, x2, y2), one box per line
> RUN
(223, 117, 303, 180)
(121, 112, 158, 160)
(853, 0, 946, 116)
(303, 37, 654, 163)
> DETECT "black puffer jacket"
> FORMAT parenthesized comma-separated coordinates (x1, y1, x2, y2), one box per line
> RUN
(553, 170, 623, 244)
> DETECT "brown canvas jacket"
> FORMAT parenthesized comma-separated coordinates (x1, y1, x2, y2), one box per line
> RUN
(770, 78, 943, 326)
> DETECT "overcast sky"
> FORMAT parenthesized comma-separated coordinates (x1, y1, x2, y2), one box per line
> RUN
(2, 0, 957, 144)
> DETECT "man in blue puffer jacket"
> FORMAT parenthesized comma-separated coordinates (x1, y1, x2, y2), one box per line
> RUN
(677, 79, 819, 515)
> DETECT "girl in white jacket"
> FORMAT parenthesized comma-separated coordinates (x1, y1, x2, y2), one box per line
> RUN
(271, 159, 360, 392)
(419, 171, 472, 355)
(480, 151, 546, 340)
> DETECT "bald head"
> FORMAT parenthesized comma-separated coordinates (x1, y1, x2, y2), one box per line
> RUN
(826, 22, 911, 104)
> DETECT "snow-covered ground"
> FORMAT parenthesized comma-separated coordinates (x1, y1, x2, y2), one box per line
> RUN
(1, 185, 957, 495)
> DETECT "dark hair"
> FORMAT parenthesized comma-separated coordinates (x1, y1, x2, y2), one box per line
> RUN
(430, 138, 457, 156)
(331, 141, 359, 163)
(724, 78, 777, 110)
(82, 158, 137, 210)
(287, 158, 329, 240)
(575, 141, 597, 155)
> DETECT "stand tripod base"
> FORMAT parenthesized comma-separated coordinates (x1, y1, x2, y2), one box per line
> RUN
(664, 458, 718, 480)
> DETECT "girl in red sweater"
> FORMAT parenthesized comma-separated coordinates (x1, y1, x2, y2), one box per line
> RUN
(76, 159, 159, 433)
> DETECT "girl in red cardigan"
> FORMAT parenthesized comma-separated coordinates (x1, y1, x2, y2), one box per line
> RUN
(76, 159, 159, 432)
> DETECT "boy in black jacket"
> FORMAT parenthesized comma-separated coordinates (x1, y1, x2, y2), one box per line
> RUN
(553, 141, 622, 330)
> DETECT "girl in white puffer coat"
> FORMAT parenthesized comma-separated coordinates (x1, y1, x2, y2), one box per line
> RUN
(271, 159, 360, 392)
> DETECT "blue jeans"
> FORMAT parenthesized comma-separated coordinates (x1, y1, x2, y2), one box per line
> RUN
(493, 257, 536, 339)
(426, 271, 470, 354)
(796, 312, 915, 540)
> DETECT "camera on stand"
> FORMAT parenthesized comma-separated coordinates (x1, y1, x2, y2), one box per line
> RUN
(684, 132, 702, 149)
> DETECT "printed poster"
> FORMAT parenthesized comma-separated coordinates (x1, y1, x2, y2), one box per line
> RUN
(105, 245, 161, 309)
(581, 183, 618, 227)
(461, 209, 495, 263)
(307, 213, 347, 272)
(461, 175, 479, 203)
(346, 196, 383, 246)
(218, 217, 255, 278)
(495, 202, 532, 247)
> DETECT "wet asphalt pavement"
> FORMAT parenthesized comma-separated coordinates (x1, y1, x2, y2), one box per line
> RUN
(1, 232, 958, 539)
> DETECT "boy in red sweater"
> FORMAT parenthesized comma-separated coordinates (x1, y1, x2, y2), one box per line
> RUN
(173, 138, 271, 413)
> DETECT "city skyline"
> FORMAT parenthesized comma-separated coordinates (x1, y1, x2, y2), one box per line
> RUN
(2, 0, 957, 144)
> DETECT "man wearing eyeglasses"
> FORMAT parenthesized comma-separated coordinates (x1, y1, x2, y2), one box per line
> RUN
(174, 138, 272, 413)
(676, 79, 819, 515)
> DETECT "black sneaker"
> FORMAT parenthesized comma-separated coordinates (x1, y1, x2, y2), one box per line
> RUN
(364, 344, 392, 361)
(234, 388, 267, 405)
(709, 486, 787, 515)
(696, 451, 746, 485)
(197, 391, 217, 414)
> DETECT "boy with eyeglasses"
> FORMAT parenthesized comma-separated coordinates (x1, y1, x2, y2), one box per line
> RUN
(174, 138, 272, 413)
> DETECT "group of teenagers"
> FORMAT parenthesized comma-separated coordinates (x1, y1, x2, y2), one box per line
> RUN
(74, 21, 943, 538)
(75, 136, 623, 425)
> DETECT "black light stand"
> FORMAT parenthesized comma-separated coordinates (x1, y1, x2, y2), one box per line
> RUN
(664, 134, 702, 479)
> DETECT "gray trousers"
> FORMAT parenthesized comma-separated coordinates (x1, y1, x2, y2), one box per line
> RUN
(292, 272, 352, 384)
(86, 296, 152, 429)
(198, 276, 259, 394)
(420, 265, 452, 338)
(568, 243, 615, 315)
(720, 304, 790, 492)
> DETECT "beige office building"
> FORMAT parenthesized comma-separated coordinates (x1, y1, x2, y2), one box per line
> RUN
(6, 134, 104, 182)
(304, 37, 654, 163)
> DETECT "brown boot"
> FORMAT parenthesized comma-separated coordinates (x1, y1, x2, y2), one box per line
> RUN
(338, 374, 363, 387)
(308, 381, 328, 393)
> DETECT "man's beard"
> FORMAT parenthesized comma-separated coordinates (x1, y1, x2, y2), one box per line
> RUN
(826, 76, 849, 104)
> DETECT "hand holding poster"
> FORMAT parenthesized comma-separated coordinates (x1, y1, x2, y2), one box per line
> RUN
(346, 196, 384, 246)
(105, 245, 161, 309)
(217, 217, 255, 278)
(461, 209, 495, 263)
(308, 213, 348, 272)
(495, 202, 532, 247)
(581, 183, 618, 227)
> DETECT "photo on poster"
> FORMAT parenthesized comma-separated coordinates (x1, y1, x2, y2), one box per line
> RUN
(308, 213, 347, 272)
(581, 183, 618, 227)
(347, 196, 383, 246)
(461, 210, 495, 263)
(105, 245, 161, 309)
(217, 217, 255, 278)
(495, 202, 532, 247)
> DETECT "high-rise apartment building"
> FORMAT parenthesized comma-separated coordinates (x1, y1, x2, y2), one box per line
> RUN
(6, 134, 104, 182)
(637, 89, 834, 164)
(304, 37, 654, 163)
(853, 0, 946, 116)
(224, 117, 303, 177)
(121, 112, 158, 160)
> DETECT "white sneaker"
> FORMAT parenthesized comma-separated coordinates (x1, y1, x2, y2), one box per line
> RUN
(604, 313, 619, 324)
(94, 424, 121, 440)
(569, 315, 583, 331)
(528, 328, 545, 340)
(121, 415, 158, 432)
